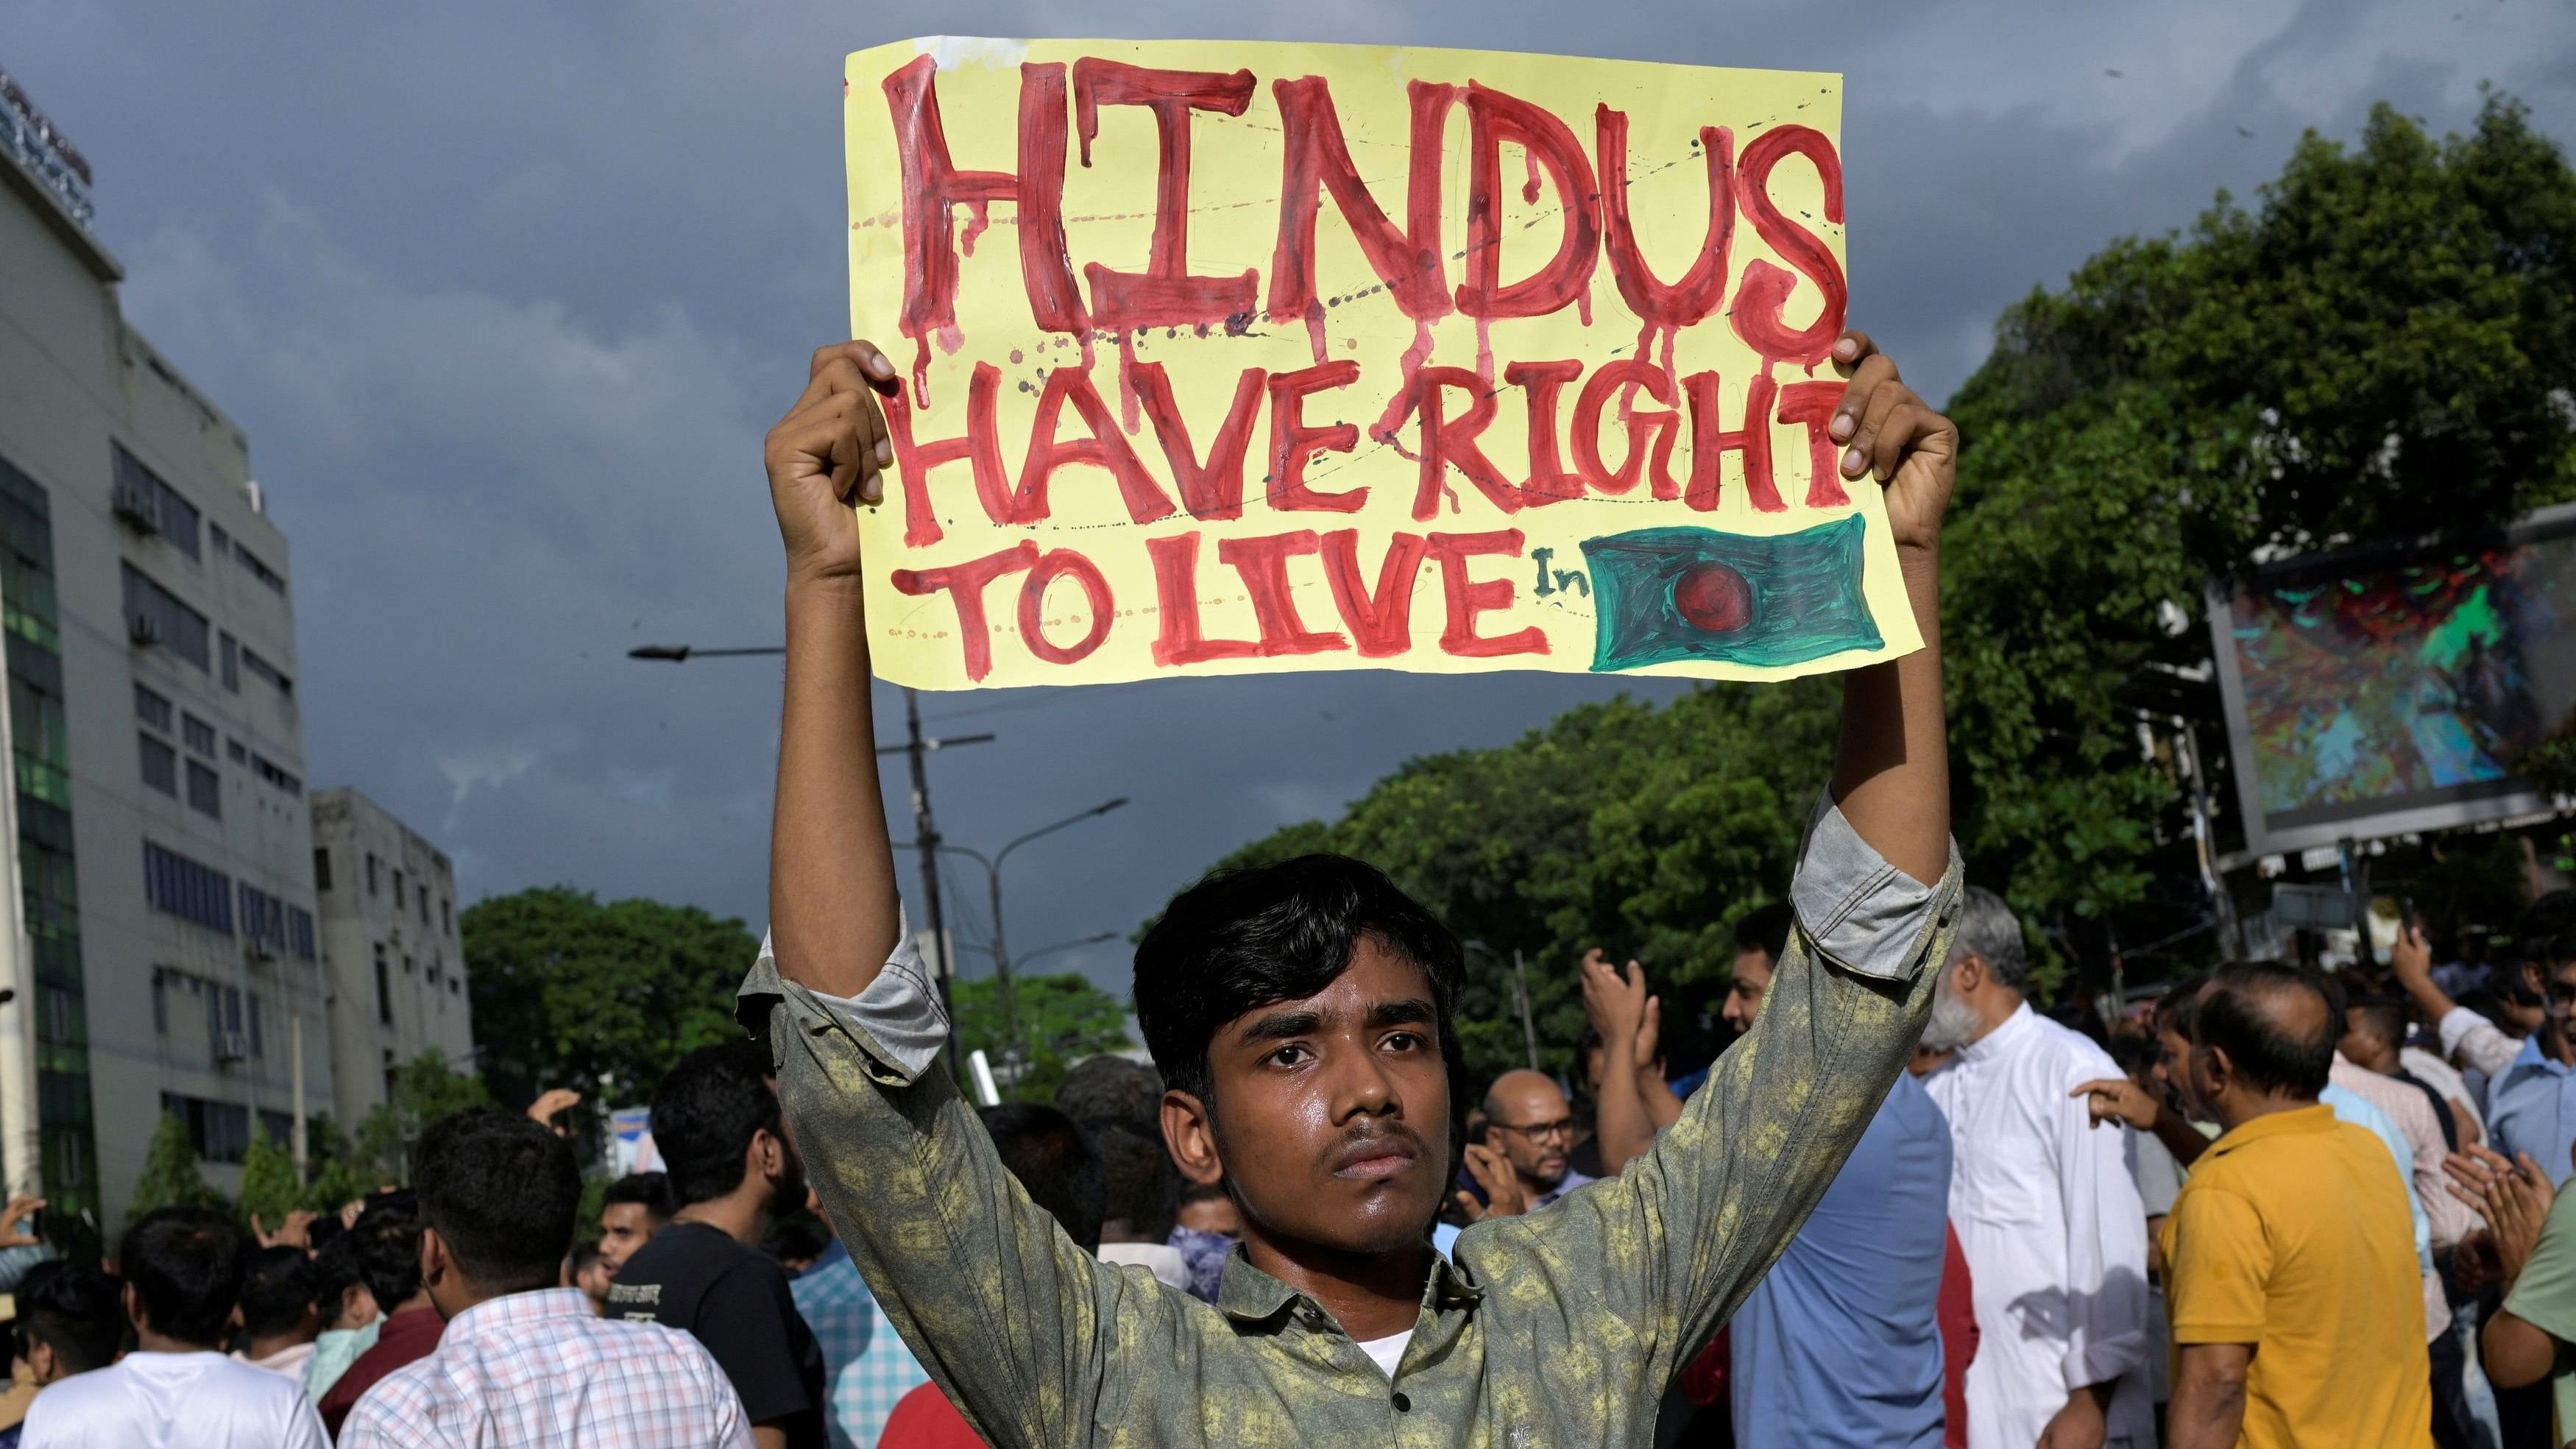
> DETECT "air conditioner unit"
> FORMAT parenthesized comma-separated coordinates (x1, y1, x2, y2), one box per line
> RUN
(244, 936, 275, 963)
(127, 612, 160, 647)
(212, 1028, 249, 1063)
(111, 483, 158, 532)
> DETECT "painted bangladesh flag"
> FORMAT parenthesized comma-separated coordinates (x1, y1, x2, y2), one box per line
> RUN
(1581, 517, 1884, 672)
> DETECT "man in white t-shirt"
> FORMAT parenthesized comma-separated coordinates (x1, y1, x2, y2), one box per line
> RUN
(22, 1205, 327, 1448)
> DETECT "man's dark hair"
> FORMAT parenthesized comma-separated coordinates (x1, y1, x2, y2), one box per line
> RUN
(1088, 1122, 1179, 1242)
(18, 1261, 123, 1374)
(118, 1205, 246, 1347)
(2513, 890, 2576, 968)
(602, 1171, 677, 1223)
(2347, 997, 2410, 1055)
(980, 1104, 1105, 1253)
(2194, 961, 2335, 1099)
(762, 1216, 829, 1267)
(652, 1041, 783, 1207)
(1733, 902, 1794, 966)
(2154, 975, 2204, 1038)
(311, 1230, 364, 1313)
(2106, 1032, 2160, 1077)
(1133, 854, 1466, 1107)
(350, 1189, 425, 1311)
(1055, 1056, 1164, 1137)
(414, 1108, 582, 1294)
(570, 1240, 603, 1276)
(238, 1245, 320, 1339)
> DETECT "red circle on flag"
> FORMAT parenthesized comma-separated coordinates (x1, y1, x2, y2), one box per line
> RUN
(1673, 562, 1752, 634)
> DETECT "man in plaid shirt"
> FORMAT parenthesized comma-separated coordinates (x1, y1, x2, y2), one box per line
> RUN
(790, 1226, 930, 1448)
(341, 1111, 752, 1448)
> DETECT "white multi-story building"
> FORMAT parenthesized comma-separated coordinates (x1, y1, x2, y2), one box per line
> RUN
(0, 68, 334, 1244)
(311, 787, 473, 1132)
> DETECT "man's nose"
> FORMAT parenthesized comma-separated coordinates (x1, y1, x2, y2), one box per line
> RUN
(1326, 1041, 1401, 1122)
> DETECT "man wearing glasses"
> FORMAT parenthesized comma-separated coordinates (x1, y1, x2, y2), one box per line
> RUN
(1482, 1071, 1592, 1209)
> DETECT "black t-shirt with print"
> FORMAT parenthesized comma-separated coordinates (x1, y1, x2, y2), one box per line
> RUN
(606, 1219, 826, 1448)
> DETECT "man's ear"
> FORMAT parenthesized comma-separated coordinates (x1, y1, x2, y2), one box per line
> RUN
(26, 1339, 54, 1386)
(1952, 953, 1986, 995)
(419, 1224, 451, 1294)
(751, 1127, 786, 1186)
(1161, 1089, 1224, 1187)
(121, 1280, 145, 1336)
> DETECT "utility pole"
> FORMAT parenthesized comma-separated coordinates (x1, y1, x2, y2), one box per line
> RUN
(1512, 949, 1539, 1070)
(899, 690, 958, 1038)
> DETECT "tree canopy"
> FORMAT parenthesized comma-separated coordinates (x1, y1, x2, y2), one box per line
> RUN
(463, 886, 760, 1111)
(1178, 95, 2576, 1085)
(950, 971, 1136, 1103)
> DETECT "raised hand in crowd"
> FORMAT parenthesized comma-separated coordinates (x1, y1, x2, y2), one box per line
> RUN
(252, 1208, 318, 1251)
(1580, 950, 1662, 1170)
(526, 1087, 583, 1139)
(2070, 1071, 2207, 1167)
(0, 1194, 44, 1249)
(1453, 1144, 1528, 1225)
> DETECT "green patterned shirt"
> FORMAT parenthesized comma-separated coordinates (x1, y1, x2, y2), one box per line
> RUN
(739, 798, 1961, 1448)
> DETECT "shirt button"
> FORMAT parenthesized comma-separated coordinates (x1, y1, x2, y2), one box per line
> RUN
(1391, 1392, 1412, 1412)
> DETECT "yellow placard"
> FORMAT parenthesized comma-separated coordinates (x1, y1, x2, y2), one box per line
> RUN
(846, 37, 1915, 690)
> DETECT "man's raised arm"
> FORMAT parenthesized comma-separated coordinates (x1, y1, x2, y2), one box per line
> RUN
(1825, 330, 1953, 888)
(765, 341, 906, 996)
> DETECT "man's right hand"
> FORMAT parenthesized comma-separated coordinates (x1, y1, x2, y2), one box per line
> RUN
(765, 341, 899, 587)
(2070, 1077, 2159, 1132)
(1579, 949, 1651, 1055)
(1453, 1143, 1528, 1223)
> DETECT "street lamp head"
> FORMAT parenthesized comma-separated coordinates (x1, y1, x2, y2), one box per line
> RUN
(628, 644, 691, 662)
(1094, 797, 1130, 816)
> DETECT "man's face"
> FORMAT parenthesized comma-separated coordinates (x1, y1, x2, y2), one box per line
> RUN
(1722, 949, 1774, 1035)
(2544, 962, 2576, 1039)
(1195, 938, 1451, 1257)
(597, 1203, 659, 1275)
(576, 1255, 614, 1310)
(2158, 1024, 2209, 1120)
(1482, 1074, 1577, 1192)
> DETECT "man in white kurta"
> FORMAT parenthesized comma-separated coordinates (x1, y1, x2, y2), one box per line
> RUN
(1922, 888, 2152, 1449)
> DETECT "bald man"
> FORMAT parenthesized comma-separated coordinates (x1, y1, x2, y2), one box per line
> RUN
(1482, 1071, 1593, 1208)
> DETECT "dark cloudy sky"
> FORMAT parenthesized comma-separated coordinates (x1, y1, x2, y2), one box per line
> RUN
(7, 1, 2570, 1001)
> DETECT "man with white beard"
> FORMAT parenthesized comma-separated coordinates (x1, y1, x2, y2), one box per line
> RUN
(1919, 888, 2154, 1449)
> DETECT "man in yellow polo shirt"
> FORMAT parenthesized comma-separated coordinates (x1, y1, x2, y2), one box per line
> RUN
(2161, 961, 2434, 1449)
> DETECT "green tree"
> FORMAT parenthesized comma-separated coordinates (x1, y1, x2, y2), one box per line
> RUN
(952, 973, 1134, 1102)
(236, 1124, 299, 1231)
(298, 1115, 377, 1212)
(464, 887, 759, 1111)
(129, 1111, 225, 1218)
(355, 1049, 494, 1183)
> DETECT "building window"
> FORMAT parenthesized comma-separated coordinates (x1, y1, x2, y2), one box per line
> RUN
(120, 564, 210, 670)
(287, 906, 316, 960)
(259, 1109, 293, 1146)
(252, 754, 301, 795)
(233, 545, 285, 595)
(367, 853, 379, 896)
(374, 943, 392, 1025)
(241, 646, 291, 697)
(184, 760, 219, 819)
(218, 632, 238, 692)
(142, 841, 233, 934)
(449, 975, 460, 995)
(248, 995, 263, 1058)
(418, 889, 428, 925)
(132, 683, 171, 733)
(240, 884, 289, 954)
(393, 871, 405, 910)
(209, 521, 228, 555)
(313, 848, 331, 892)
(382, 1051, 397, 1105)
(160, 1092, 250, 1163)
(180, 714, 215, 757)
(225, 738, 246, 764)
(138, 734, 176, 796)
(441, 898, 451, 935)
(112, 445, 200, 560)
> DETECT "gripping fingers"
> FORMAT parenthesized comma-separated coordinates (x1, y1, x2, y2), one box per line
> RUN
(1835, 355, 1903, 478)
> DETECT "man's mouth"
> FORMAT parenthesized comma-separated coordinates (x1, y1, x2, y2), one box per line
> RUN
(1329, 1134, 1421, 1182)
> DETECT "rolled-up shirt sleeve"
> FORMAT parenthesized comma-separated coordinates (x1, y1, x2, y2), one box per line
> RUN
(2438, 1006, 2524, 1080)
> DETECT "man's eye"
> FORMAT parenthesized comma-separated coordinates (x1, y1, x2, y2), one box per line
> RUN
(1268, 1044, 1312, 1067)
(1383, 1032, 1423, 1052)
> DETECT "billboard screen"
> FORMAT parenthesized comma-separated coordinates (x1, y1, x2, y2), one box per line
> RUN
(2209, 503, 2576, 857)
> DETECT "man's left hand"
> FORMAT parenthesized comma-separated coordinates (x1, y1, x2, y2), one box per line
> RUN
(1829, 331, 1956, 558)
(1579, 949, 1649, 1052)
(2036, 1386, 2109, 1449)
(1454, 1143, 1528, 1223)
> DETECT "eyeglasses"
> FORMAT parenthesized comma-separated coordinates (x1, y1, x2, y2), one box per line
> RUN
(1490, 1118, 1577, 1143)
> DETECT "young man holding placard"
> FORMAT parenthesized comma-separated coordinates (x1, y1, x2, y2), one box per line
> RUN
(737, 319, 1961, 1445)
